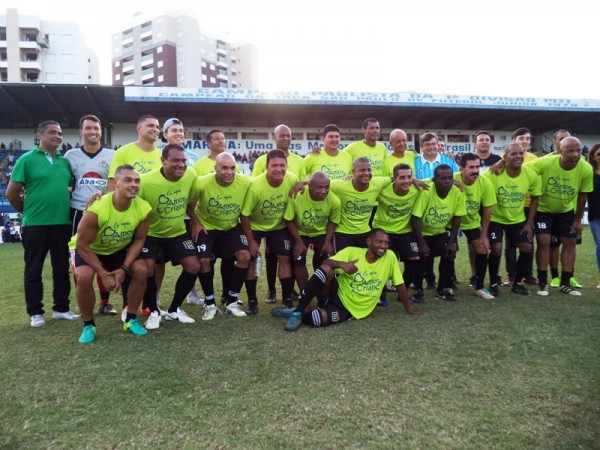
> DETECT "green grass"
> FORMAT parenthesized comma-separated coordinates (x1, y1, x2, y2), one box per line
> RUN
(1, 229, 599, 449)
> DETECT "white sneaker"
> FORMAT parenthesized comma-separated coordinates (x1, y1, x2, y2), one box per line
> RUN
(30, 314, 45, 327)
(145, 311, 161, 330)
(53, 310, 81, 320)
(187, 288, 205, 306)
(537, 284, 549, 296)
(121, 306, 128, 323)
(473, 288, 494, 300)
(165, 307, 196, 323)
(226, 301, 247, 317)
(202, 304, 218, 321)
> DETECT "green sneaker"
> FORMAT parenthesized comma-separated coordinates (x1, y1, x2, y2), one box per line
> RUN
(284, 311, 302, 331)
(78, 325, 96, 344)
(123, 319, 148, 336)
(550, 277, 560, 288)
(271, 306, 295, 318)
(570, 277, 583, 288)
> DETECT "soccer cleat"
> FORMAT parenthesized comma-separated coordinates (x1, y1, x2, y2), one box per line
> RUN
(473, 288, 494, 300)
(202, 304, 218, 321)
(144, 311, 161, 330)
(165, 308, 196, 323)
(53, 310, 81, 320)
(123, 319, 148, 335)
(291, 290, 301, 301)
(503, 276, 514, 287)
(435, 289, 457, 302)
(186, 288, 205, 305)
(489, 283, 500, 297)
(99, 303, 117, 316)
(410, 289, 424, 304)
(377, 297, 389, 307)
(511, 283, 531, 296)
(559, 285, 582, 296)
(271, 306, 295, 318)
(30, 314, 46, 327)
(265, 291, 276, 304)
(121, 306, 128, 323)
(226, 301, 247, 317)
(284, 311, 302, 331)
(550, 277, 560, 288)
(570, 277, 583, 288)
(536, 284, 549, 296)
(79, 325, 96, 343)
(282, 298, 294, 309)
(246, 300, 259, 316)
(425, 279, 436, 290)
(469, 276, 477, 288)
(523, 275, 538, 286)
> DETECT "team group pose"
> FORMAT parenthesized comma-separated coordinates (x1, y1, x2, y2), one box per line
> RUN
(6, 115, 595, 341)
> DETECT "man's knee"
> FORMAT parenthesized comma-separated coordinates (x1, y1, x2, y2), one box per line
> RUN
(235, 250, 251, 266)
(301, 308, 327, 327)
(75, 266, 95, 285)
(130, 260, 148, 280)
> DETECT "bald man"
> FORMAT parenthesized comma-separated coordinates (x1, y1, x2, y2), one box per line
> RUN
(285, 171, 341, 291)
(190, 152, 252, 319)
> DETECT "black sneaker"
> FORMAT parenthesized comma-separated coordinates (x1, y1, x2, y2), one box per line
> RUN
(282, 298, 294, 309)
(291, 290, 301, 301)
(99, 303, 117, 316)
(511, 282, 531, 296)
(265, 291, 276, 304)
(469, 276, 477, 288)
(246, 299, 258, 315)
(489, 283, 500, 297)
(450, 277, 460, 288)
(410, 289, 424, 304)
(425, 279, 436, 290)
(435, 289, 457, 302)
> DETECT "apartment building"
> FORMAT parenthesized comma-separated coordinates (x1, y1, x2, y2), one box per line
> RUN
(111, 10, 258, 88)
(0, 8, 99, 84)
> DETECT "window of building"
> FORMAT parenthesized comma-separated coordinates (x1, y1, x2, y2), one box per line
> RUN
(201, 61, 207, 68)
(157, 46, 163, 53)
(209, 64, 215, 70)
(158, 75, 164, 82)
(447, 134, 469, 143)
(115, 74, 121, 81)
(210, 76, 216, 83)
(219, 81, 227, 88)
(45, 53, 56, 62)
(202, 74, 207, 81)
(62, 53, 74, 63)
(62, 34, 73, 43)
(114, 61, 120, 67)
(157, 60, 163, 68)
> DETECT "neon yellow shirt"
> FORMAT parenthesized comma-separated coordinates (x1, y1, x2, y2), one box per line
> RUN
(69, 193, 151, 255)
(330, 177, 392, 234)
(373, 184, 420, 234)
(453, 172, 496, 230)
(330, 247, 404, 319)
(194, 173, 251, 231)
(526, 155, 593, 213)
(139, 167, 198, 238)
(483, 165, 542, 224)
(108, 142, 162, 178)
(252, 152, 306, 179)
(523, 152, 538, 207)
(344, 141, 388, 176)
(383, 151, 416, 176)
(303, 150, 352, 180)
(241, 172, 299, 231)
(284, 186, 341, 237)
(412, 184, 466, 236)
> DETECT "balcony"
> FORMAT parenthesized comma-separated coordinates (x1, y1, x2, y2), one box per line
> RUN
(141, 67, 154, 81)
(37, 36, 49, 48)
(141, 53, 154, 67)
(123, 73, 135, 86)
(20, 61, 42, 71)
(19, 40, 39, 50)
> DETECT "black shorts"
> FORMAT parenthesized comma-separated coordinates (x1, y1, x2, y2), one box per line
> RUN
(489, 221, 532, 246)
(334, 232, 369, 253)
(196, 225, 249, 259)
(302, 279, 353, 326)
(141, 233, 198, 263)
(388, 232, 419, 260)
(424, 233, 450, 257)
(462, 227, 482, 251)
(250, 228, 291, 256)
(71, 247, 128, 271)
(534, 211, 578, 239)
(294, 234, 328, 266)
(70, 208, 85, 236)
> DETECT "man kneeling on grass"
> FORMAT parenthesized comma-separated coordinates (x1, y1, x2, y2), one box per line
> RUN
(272, 228, 422, 331)
(70, 165, 151, 343)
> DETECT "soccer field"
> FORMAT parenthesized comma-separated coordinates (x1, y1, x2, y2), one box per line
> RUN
(1, 231, 599, 449)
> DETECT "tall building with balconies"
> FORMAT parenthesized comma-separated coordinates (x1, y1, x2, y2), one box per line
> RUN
(111, 10, 257, 88)
(0, 8, 99, 84)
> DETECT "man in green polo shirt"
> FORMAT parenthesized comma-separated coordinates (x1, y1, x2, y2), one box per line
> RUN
(344, 118, 388, 176)
(6, 121, 80, 327)
(303, 124, 352, 180)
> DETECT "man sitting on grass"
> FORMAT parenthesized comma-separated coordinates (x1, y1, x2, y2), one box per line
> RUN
(70, 165, 151, 343)
(272, 228, 422, 331)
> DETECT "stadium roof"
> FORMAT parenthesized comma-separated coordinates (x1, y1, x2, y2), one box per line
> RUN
(0, 83, 599, 134)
